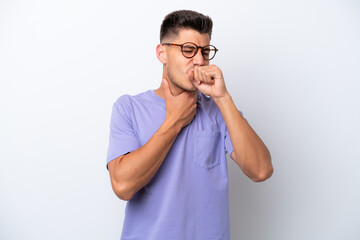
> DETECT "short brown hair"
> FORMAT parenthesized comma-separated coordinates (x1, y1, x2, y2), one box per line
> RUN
(160, 10, 213, 42)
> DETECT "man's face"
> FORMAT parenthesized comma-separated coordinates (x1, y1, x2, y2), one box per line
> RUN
(163, 29, 210, 93)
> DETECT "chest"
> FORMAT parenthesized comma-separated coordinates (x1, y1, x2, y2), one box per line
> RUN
(131, 102, 221, 147)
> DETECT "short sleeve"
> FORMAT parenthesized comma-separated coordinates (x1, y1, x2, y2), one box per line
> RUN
(106, 96, 141, 169)
(224, 110, 245, 156)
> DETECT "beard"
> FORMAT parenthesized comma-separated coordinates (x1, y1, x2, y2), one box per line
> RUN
(167, 67, 197, 92)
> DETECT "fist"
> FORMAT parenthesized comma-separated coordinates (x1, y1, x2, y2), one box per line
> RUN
(191, 65, 227, 99)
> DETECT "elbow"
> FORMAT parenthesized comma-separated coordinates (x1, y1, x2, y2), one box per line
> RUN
(112, 182, 135, 201)
(251, 150, 273, 182)
(108, 156, 136, 201)
(251, 165, 274, 182)
(239, 151, 274, 182)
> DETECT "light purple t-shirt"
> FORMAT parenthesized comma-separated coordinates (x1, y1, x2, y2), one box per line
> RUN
(107, 90, 241, 240)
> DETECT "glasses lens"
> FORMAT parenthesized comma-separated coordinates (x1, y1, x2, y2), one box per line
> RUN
(202, 45, 217, 60)
(182, 43, 197, 58)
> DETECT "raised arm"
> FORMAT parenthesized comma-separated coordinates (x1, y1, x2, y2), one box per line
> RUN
(214, 93, 273, 182)
(107, 79, 197, 200)
(192, 65, 273, 182)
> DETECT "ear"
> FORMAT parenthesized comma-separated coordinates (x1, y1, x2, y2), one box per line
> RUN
(156, 44, 167, 64)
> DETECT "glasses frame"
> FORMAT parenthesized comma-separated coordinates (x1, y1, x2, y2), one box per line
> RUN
(161, 42, 218, 60)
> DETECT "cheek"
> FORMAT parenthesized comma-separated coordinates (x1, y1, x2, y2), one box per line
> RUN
(168, 58, 188, 75)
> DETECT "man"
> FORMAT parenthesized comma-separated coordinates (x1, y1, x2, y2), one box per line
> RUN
(106, 10, 273, 240)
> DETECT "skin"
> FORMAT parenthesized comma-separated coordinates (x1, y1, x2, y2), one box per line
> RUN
(108, 28, 273, 201)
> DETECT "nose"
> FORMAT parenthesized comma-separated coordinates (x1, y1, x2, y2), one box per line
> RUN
(192, 49, 205, 66)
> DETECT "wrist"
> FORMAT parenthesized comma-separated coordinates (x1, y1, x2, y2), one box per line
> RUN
(213, 91, 232, 105)
(161, 117, 182, 135)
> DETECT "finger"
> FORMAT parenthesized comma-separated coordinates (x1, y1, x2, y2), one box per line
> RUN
(200, 67, 216, 83)
(205, 71, 217, 82)
(197, 71, 215, 85)
(192, 78, 200, 89)
(194, 66, 203, 84)
(196, 65, 220, 75)
(188, 69, 194, 81)
(203, 72, 215, 83)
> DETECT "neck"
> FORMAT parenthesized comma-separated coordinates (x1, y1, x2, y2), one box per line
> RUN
(154, 70, 184, 98)
(154, 80, 198, 100)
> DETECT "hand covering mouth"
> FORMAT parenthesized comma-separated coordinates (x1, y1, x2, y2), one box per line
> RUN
(187, 68, 194, 81)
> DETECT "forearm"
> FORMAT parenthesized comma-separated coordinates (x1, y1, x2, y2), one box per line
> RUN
(214, 92, 273, 182)
(109, 120, 181, 200)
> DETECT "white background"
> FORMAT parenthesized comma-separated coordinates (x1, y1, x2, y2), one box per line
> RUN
(0, 0, 359, 239)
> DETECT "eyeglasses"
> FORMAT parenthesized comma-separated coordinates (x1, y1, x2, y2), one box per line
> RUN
(161, 42, 218, 60)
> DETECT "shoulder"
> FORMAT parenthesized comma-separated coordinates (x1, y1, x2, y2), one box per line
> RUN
(113, 90, 152, 108)
(110, 91, 150, 119)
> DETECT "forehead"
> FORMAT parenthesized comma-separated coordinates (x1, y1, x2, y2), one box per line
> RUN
(174, 28, 210, 46)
